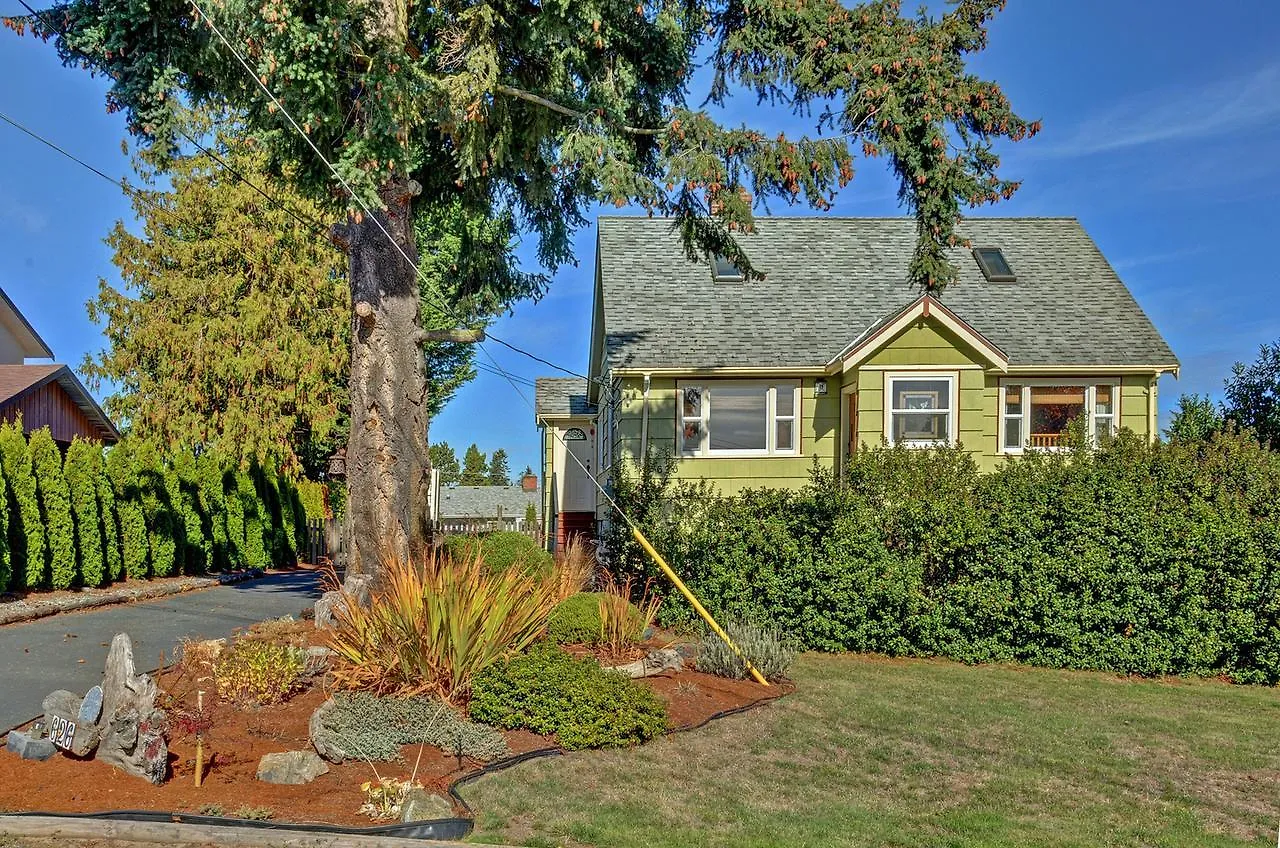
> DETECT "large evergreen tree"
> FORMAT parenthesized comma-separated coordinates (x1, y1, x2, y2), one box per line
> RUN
(460, 444, 489, 486)
(429, 443, 461, 486)
(10, 0, 1037, 576)
(487, 448, 511, 486)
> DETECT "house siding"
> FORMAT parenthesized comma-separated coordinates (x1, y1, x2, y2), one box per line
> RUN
(613, 375, 844, 494)
(603, 315, 1162, 494)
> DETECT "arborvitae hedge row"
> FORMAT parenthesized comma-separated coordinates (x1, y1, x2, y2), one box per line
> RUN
(0, 419, 45, 588)
(64, 438, 106, 587)
(29, 428, 76, 589)
(0, 426, 313, 592)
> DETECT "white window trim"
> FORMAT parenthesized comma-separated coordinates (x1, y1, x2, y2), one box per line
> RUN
(884, 372, 958, 448)
(998, 378, 1121, 454)
(678, 380, 801, 458)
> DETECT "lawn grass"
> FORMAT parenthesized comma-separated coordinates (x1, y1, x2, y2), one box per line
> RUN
(465, 653, 1280, 847)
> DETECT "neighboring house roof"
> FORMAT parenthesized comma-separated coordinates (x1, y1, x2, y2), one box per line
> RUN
(535, 377, 595, 420)
(0, 364, 121, 443)
(0, 287, 55, 360)
(437, 484, 541, 520)
(594, 216, 1179, 373)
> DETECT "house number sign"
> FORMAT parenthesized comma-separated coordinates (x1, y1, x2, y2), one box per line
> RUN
(49, 715, 76, 750)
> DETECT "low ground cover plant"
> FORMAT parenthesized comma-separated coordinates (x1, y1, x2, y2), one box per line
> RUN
(212, 639, 307, 706)
(616, 429, 1280, 684)
(316, 692, 508, 763)
(697, 621, 797, 682)
(469, 646, 668, 750)
(324, 551, 562, 701)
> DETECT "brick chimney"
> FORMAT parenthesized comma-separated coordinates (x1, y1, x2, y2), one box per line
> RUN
(521, 473, 538, 492)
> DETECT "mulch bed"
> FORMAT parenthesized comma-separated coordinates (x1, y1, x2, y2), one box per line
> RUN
(0, 626, 788, 827)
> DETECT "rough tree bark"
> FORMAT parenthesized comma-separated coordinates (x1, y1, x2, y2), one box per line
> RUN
(338, 177, 431, 577)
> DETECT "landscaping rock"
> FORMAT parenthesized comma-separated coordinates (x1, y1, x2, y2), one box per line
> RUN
(400, 788, 455, 822)
(42, 689, 100, 757)
(78, 685, 104, 724)
(308, 699, 349, 763)
(313, 591, 343, 630)
(96, 633, 169, 784)
(606, 648, 685, 679)
(314, 574, 373, 629)
(256, 750, 329, 784)
(5, 730, 56, 761)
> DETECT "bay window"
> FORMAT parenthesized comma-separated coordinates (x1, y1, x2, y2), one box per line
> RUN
(1000, 380, 1120, 452)
(679, 381, 800, 457)
(885, 374, 956, 447)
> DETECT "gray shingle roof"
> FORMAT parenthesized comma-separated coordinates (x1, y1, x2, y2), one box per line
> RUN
(596, 217, 1179, 370)
(535, 377, 595, 419)
(437, 485, 541, 520)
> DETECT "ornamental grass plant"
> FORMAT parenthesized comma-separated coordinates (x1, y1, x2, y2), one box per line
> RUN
(325, 550, 563, 703)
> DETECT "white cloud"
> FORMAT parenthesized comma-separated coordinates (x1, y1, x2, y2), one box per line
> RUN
(1034, 62, 1280, 158)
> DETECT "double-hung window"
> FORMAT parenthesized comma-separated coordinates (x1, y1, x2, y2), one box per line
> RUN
(1000, 381, 1120, 452)
(679, 381, 800, 457)
(885, 373, 956, 447)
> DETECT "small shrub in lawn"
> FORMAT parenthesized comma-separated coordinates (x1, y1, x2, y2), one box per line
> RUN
(229, 806, 274, 821)
(469, 646, 668, 750)
(212, 639, 307, 706)
(697, 621, 797, 682)
(317, 691, 508, 763)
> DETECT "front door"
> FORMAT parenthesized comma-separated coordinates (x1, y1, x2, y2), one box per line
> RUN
(561, 427, 596, 513)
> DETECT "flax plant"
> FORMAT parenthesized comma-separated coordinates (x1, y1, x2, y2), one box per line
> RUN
(325, 551, 562, 702)
(598, 574, 662, 661)
(553, 536, 597, 601)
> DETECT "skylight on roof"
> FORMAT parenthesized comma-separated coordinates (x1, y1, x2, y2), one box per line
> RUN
(711, 253, 744, 282)
(973, 247, 1016, 282)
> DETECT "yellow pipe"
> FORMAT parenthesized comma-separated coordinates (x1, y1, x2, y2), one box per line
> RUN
(630, 525, 769, 687)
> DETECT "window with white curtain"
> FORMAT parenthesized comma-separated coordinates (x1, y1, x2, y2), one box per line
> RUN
(679, 381, 800, 457)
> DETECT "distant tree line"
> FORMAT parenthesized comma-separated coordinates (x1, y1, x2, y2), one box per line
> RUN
(430, 443, 531, 487)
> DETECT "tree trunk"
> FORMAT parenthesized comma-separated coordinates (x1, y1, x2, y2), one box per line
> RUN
(341, 177, 431, 578)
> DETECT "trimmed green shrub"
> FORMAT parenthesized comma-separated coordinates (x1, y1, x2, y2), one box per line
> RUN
(29, 428, 76, 589)
(0, 458, 10, 591)
(296, 478, 327, 522)
(546, 592, 645, 645)
(620, 431, 1280, 685)
(95, 459, 124, 582)
(276, 472, 298, 563)
(237, 468, 269, 569)
(172, 449, 208, 574)
(64, 438, 106, 587)
(469, 646, 668, 750)
(222, 466, 246, 567)
(443, 531, 553, 573)
(0, 419, 45, 588)
(197, 453, 229, 570)
(316, 692, 509, 763)
(696, 621, 797, 682)
(106, 441, 150, 580)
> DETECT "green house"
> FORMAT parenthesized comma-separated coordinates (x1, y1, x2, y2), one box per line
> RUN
(535, 216, 1179, 549)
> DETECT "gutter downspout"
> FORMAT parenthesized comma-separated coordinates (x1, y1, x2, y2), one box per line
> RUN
(640, 373, 652, 460)
(1149, 376, 1159, 443)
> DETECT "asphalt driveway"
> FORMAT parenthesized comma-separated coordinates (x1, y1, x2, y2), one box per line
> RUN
(0, 570, 322, 733)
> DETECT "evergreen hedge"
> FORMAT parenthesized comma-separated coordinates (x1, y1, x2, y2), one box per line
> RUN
(621, 429, 1280, 685)
(0, 426, 314, 592)
(0, 418, 45, 588)
(64, 438, 106, 586)
(29, 428, 76, 590)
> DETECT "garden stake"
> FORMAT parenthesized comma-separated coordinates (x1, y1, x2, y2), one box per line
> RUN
(194, 690, 204, 788)
(629, 524, 769, 686)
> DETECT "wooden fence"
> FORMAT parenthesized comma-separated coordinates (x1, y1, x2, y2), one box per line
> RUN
(300, 516, 542, 564)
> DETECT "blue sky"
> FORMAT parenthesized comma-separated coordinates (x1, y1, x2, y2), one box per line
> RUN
(1, 2, 1278, 475)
